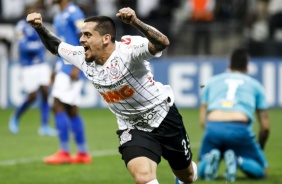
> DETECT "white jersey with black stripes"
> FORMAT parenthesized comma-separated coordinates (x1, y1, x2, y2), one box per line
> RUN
(58, 35, 174, 132)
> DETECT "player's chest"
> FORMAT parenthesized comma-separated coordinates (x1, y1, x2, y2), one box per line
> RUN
(85, 56, 132, 85)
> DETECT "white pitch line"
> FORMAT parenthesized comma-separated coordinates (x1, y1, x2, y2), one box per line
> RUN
(0, 142, 200, 167)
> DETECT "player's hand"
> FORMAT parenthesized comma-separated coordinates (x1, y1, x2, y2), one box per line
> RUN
(26, 12, 43, 28)
(116, 7, 138, 25)
(70, 67, 80, 81)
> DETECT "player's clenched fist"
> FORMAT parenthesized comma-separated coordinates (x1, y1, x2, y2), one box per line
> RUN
(116, 7, 137, 25)
(26, 13, 42, 28)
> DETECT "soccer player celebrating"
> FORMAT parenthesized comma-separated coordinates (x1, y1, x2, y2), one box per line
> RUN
(9, 4, 57, 136)
(198, 49, 270, 182)
(27, 7, 198, 184)
(43, 0, 92, 164)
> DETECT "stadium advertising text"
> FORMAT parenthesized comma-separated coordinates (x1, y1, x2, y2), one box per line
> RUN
(1, 58, 282, 108)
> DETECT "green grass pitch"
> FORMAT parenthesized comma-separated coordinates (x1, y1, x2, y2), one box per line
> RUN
(0, 108, 281, 184)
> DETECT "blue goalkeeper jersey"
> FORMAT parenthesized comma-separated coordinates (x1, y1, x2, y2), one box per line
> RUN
(53, 2, 85, 77)
(201, 72, 268, 123)
(15, 19, 45, 66)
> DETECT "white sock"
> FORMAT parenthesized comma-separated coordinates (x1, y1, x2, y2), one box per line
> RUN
(146, 179, 159, 184)
(174, 173, 183, 184)
(176, 178, 184, 184)
(175, 161, 198, 184)
(192, 161, 198, 182)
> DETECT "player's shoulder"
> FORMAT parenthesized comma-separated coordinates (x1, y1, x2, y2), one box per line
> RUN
(15, 19, 27, 29)
(246, 75, 264, 88)
(67, 2, 83, 13)
(121, 35, 147, 45)
(59, 42, 85, 54)
(232, 73, 264, 90)
(16, 19, 26, 26)
(205, 73, 234, 88)
(119, 35, 148, 50)
(208, 73, 226, 83)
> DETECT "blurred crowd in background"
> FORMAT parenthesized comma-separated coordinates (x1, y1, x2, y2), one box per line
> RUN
(0, 0, 282, 58)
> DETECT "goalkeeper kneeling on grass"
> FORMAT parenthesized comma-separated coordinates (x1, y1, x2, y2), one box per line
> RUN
(198, 48, 270, 182)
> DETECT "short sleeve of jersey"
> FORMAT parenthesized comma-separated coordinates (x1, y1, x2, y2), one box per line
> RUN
(120, 35, 162, 61)
(200, 83, 209, 104)
(255, 82, 268, 109)
(15, 21, 24, 39)
(58, 42, 85, 70)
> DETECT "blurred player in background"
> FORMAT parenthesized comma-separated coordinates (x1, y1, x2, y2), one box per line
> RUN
(26, 7, 198, 184)
(43, 0, 92, 164)
(198, 48, 270, 182)
(9, 4, 57, 136)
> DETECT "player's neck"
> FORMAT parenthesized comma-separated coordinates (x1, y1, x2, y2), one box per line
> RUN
(59, 1, 69, 11)
(96, 43, 116, 65)
(230, 69, 247, 74)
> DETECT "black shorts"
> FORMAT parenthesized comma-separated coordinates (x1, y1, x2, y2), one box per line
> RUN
(116, 104, 192, 170)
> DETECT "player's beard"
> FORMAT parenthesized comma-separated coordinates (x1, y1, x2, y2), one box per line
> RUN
(85, 54, 94, 63)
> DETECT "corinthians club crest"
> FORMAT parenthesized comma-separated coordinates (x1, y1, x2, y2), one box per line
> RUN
(120, 129, 132, 145)
(106, 59, 121, 80)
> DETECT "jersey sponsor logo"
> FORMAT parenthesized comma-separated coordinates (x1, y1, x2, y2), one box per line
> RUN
(99, 85, 135, 103)
(120, 129, 132, 145)
(60, 47, 75, 55)
(73, 51, 83, 55)
(93, 80, 124, 89)
(125, 43, 145, 50)
(220, 100, 235, 108)
(148, 76, 154, 84)
(75, 20, 84, 29)
(121, 37, 131, 45)
(60, 47, 82, 56)
(128, 108, 158, 129)
(133, 43, 144, 50)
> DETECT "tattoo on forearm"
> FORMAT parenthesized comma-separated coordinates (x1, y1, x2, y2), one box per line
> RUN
(139, 21, 160, 39)
(136, 20, 167, 50)
(35, 26, 61, 56)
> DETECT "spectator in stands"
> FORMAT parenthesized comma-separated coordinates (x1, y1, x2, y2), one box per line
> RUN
(116, 0, 138, 36)
(136, 0, 181, 56)
(74, 0, 97, 17)
(267, 0, 282, 40)
(0, 0, 38, 23)
(188, 0, 215, 56)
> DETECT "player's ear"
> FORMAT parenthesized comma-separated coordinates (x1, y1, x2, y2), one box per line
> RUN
(103, 34, 111, 44)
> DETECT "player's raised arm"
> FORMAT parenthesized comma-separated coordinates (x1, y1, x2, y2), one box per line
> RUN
(26, 12, 61, 56)
(116, 7, 170, 55)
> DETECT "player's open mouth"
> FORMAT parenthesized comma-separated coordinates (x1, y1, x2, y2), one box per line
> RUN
(84, 46, 90, 54)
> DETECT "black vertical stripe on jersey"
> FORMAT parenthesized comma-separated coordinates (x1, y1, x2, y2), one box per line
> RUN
(82, 61, 89, 77)
(105, 59, 137, 116)
(82, 56, 168, 124)
(119, 57, 169, 115)
(81, 59, 133, 120)
(97, 62, 133, 118)
(120, 58, 169, 121)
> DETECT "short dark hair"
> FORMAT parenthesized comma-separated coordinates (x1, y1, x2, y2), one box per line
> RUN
(84, 16, 116, 43)
(230, 48, 249, 71)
